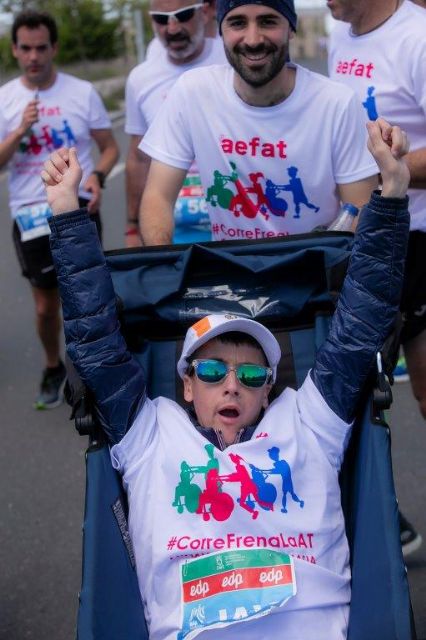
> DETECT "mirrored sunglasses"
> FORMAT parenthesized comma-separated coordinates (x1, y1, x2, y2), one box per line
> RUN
(190, 359, 272, 388)
(149, 3, 204, 25)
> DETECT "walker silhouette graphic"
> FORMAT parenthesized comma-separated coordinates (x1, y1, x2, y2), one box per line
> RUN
(19, 121, 77, 155)
(280, 167, 320, 218)
(262, 446, 304, 513)
(362, 86, 379, 121)
(172, 444, 304, 521)
(206, 163, 319, 220)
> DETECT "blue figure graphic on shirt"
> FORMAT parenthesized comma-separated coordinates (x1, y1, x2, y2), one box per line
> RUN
(277, 167, 320, 218)
(61, 119, 76, 145)
(263, 446, 304, 513)
(51, 128, 64, 149)
(249, 463, 278, 508)
(264, 179, 288, 217)
(362, 86, 379, 121)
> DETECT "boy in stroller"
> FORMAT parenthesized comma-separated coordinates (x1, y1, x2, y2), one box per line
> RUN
(43, 119, 409, 640)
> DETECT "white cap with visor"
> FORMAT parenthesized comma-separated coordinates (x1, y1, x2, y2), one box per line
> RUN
(177, 314, 281, 382)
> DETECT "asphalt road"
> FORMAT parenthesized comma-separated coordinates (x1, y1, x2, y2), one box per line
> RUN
(0, 121, 425, 640)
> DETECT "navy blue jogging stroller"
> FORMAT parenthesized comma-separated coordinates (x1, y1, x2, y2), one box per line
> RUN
(70, 232, 416, 640)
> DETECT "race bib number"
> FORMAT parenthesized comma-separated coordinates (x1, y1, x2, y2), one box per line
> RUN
(174, 196, 209, 228)
(175, 173, 210, 228)
(179, 548, 296, 639)
(15, 202, 52, 242)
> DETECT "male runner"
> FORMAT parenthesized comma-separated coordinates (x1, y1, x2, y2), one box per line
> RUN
(125, 0, 226, 246)
(0, 10, 119, 408)
(327, 0, 426, 557)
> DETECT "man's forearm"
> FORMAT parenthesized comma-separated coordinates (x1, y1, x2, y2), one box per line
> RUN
(406, 148, 426, 188)
(0, 128, 26, 168)
(125, 149, 150, 223)
(139, 192, 174, 245)
(96, 143, 119, 176)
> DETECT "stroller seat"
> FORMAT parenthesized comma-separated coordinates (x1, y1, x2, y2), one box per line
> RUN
(72, 233, 415, 640)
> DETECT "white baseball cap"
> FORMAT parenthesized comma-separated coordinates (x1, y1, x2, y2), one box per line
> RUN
(177, 314, 281, 381)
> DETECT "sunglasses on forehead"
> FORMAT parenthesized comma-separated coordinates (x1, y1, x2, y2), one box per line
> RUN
(149, 2, 204, 25)
(189, 359, 272, 388)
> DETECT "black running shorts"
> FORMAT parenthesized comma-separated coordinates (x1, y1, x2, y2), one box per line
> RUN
(12, 200, 102, 290)
(400, 230, 426, 344)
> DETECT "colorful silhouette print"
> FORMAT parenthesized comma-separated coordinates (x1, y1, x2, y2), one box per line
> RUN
(18, 122, 77, 156)
(281, 167, 320, 219)
(249, 464, 278, 507)
(172, 461, 202, 514)
(264, 179, 288, 217)
(192, 444, 234, 522)
(206, 165, 238, 209)
(362, 86, 379, 121)
(263, 446, 304, 513)
(220, 453, 274, 520)
(172, 444, 304, 522)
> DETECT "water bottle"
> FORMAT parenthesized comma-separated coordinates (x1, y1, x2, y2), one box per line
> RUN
(327, 203, 359, 231)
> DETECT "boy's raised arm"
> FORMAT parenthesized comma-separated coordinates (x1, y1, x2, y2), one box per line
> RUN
(311, 119, 411, 423)
(44, 148, 146, 444)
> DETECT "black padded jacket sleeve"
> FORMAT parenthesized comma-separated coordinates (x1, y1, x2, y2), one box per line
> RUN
(49, 209, 146, 444)
(311, 190, 410, 423)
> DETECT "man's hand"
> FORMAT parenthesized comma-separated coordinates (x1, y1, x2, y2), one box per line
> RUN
(41, 147, 81, 216)
(82, 172, 101, 213)
(367, 118, 410, 198)
(18, 99, 39, 136)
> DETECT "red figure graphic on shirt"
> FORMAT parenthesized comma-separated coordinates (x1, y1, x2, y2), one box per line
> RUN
(221, 453, 274, 520)
(230, 171, 270, 220)
(192, 444, 234, 522)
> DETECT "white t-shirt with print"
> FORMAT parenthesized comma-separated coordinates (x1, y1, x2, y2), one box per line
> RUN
(0, 72, 111, 217)
(125, 37, 226, 136)
(126, 37, 226, 233)
(140, 63, 378, 240)
(111, 373, 352, 640)
(328, 0, 426, 232)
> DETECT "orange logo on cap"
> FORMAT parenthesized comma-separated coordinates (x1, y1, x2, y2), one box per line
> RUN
(192, 317, 212, 337)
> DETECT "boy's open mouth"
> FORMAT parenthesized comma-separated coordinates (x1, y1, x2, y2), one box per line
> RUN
(219, 408, 240, 418)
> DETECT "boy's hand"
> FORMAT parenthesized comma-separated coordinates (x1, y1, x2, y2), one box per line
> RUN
(41, 147, 82, 216)
(366, 118, 410, 198)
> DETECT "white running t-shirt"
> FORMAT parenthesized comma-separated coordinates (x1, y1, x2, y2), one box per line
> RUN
(141, 64, 378, 240)
(0, 72, 111, 217)
(111, 374, 352, 640)
(125, 37, 226, 137)
(328, 0, 426, 231)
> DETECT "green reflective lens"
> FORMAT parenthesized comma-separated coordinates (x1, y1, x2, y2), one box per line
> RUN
(195, 359, 228, 383)
(192, 359, 270, 388)
(237, 363, 269, 388)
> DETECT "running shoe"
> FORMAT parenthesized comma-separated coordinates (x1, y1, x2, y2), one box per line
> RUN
(34, 361, 67, 410)
(393, 355, 410, 383)
(399, 512, 423, 558)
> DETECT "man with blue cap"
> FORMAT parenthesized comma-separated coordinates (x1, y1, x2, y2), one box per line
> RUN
(136, 0, 379, 244)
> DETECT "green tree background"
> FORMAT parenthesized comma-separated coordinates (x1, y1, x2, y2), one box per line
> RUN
(0, 0, 153, 72)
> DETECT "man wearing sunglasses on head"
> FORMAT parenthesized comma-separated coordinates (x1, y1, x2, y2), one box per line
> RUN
(124, 0, 226, 247)
(43, 118, 409, 639)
